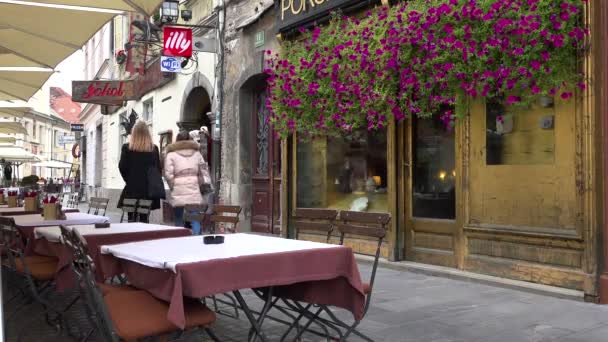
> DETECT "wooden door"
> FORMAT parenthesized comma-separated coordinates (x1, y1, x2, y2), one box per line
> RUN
(251, 90, 282, 234)
(400, 113, 459, 268)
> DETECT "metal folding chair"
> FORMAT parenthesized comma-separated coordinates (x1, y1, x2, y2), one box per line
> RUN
(65, 227, 220, 342)
(91, 197, 109, 216)
(184, 204, 208, 235)
(210, 205, 242, 234)
(119, 199, 137, 223)
(135, 199, 153, 223)
(0, 217, 73, 338)
(293, 208, 338, 242)
(87, 198, 99, 214)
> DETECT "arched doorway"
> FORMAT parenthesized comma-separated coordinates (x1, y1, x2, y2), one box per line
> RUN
(180, 86, 212, 164)
(239, 74, 281, 234)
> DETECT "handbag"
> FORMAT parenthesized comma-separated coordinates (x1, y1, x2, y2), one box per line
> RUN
(147, 167, 166, 200)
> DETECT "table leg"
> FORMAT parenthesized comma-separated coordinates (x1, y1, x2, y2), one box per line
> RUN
(232, 290, 269, 342)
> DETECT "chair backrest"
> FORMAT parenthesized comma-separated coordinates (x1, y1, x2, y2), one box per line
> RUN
(210, 205, 242, 234)
(121, 199, 138, 213)
(293, 208, 338, 242)
(61, 226, 118, 342)
(136, 199, 153, 222)
(0, 217, 20, 270)
(87, 197, 99, 214)
(336, 211, 390, 309)
(184, 204, 208, 227)
(91, 197, 109, 215)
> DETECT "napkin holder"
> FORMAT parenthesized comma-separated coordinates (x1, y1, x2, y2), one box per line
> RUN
(7, 195, 17, 208)
(95, 222, 110, 229)
(43, 203, 58, 220)
(203, 235, 224, 245)
(24, 197, 37, 212)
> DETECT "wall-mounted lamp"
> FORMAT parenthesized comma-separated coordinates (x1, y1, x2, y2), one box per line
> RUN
(181, 9, 193, 22)
(160, 0, 180, 24)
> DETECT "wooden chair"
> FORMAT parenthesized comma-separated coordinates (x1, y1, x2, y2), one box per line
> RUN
(136, 199, 153, 223)
(183, 204, 208, 234)
(87, 198, 99, 214)
(210, 205, 242, 234)
(293, 208, 339, 243)
(66, 228, 220, 342)
(119, 199, 137, 223)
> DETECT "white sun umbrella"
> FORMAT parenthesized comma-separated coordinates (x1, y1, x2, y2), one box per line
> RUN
(0, 2, 117, 71)
(32, 160, 72, 169)
(0, 121, 26, 135)
(0, 106, 31, 118)
(0, 143, 40, 162)
(0, 69, 54, 101)
(24, 0, 164, 15)
(0, 133, 15, 143)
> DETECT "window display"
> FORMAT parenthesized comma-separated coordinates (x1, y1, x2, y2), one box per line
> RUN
(296, 130, 388, 213)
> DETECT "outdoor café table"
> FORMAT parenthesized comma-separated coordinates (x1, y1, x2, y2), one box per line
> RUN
(0, 206, 79, 216)
(32, 223, 192, 291)
(9, 212, 110, 255)
(100, 234, 366, 340)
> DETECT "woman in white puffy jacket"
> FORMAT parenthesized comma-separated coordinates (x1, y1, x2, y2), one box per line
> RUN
(164, 131, 212, 233)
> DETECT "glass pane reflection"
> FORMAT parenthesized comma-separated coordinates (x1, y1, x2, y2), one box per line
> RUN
(412, 110, 456, 219)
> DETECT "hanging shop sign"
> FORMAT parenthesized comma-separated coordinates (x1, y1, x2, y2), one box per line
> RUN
(72, 80, 137, 104)
(160, 56, 182, 72)
(58, 135, 76, 145)
(70, 123, 84, 132)
(163, 27, 193, 57)
(277, 0, 380, 32)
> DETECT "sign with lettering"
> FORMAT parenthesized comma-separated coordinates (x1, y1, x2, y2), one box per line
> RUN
(277, 0, 379, 32)
(163, 27, 193, 57)
(71, 80, 137, 104)
(160, 56, 182, 73)
(58, 135, 76, 145)
(70, 124, 84, 132)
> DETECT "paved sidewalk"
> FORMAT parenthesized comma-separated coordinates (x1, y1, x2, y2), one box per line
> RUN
(3, 208, 608, 341)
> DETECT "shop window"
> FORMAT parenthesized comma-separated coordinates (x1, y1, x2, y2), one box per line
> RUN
(296, 130, 388, 212)
(486, 96, 555, 165)
(412, 108, 456, 220)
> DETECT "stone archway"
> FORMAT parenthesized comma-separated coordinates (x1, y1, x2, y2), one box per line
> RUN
(179, 72, 214, 130)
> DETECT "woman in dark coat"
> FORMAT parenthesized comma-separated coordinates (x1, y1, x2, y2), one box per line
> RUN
(118, 120, 164, 221)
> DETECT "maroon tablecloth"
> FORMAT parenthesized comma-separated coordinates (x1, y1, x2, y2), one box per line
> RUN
(106, 246, 365, 329)
(33, 228, 192, 291)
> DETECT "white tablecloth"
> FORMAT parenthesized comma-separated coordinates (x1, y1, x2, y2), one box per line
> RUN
(13, 212, 109, 228)
(101, 233, 339, 272)
(34, 223, 186, 242)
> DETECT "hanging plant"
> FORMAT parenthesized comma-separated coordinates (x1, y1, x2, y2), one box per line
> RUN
(115, 50, 127, 65)
(265, 0, 589, 138)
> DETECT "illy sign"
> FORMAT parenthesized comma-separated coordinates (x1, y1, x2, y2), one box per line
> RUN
(163, 27, 193, 57)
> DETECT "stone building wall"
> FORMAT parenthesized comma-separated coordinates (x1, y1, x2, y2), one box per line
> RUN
(220, 0, 278, 230)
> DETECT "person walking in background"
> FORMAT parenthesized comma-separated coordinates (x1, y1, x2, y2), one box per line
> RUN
(118, 120, 164, 222)
(164, 131, 212, 234)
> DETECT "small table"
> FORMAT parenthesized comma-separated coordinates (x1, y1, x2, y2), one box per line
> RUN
(0, 206, 79, 216)
(33, 223, 192, 290)
(9, 212, 110, 255)
(101, 234, 366, 340)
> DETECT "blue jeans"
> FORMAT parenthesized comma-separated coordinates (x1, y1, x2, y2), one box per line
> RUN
(174, 207, 202, 235)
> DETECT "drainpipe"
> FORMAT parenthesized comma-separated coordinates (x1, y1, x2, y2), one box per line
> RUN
(211, 0, 226, 201)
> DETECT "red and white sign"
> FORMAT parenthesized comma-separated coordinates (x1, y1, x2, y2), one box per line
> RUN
(163, 27, 193, 57)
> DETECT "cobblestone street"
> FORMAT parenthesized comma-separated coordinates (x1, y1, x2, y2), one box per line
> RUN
(3, 209, 608, 342)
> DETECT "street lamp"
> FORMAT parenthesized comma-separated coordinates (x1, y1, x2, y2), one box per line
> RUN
(160, 0, 180, 24)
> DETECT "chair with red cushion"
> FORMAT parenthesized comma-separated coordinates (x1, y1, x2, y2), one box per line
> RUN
(66, 227, 220, 341)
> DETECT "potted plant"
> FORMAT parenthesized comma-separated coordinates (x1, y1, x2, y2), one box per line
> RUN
(42, 195, 59, 220)
(7, 190, 18, 208)
(24, 191, 38, 212)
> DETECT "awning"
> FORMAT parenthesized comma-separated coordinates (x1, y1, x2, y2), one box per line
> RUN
(0, 121, 26, 135)
(25, 0, 163, 15)
(0, 133, 15, 143)
(0, 70, 54, 101)
(0, 3, 116, 66)
(32, 160, 72, 169)
(0, 106, 31, 118)
(0, 143, 40, 162)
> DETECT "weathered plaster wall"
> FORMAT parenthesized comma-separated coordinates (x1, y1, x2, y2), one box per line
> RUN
(220, 1, 279, 231)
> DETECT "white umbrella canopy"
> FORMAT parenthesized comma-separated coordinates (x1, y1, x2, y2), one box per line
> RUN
(32, 160, 72, 169)
(25, 0, 163, 15)
(0, 28, 75, 68)
(0, 70, 53, 101)
(0, 106, 31, 118)
(0, 133, 15, 143)
(0, 121, 26, 135)
(0, 143, 40, 162)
